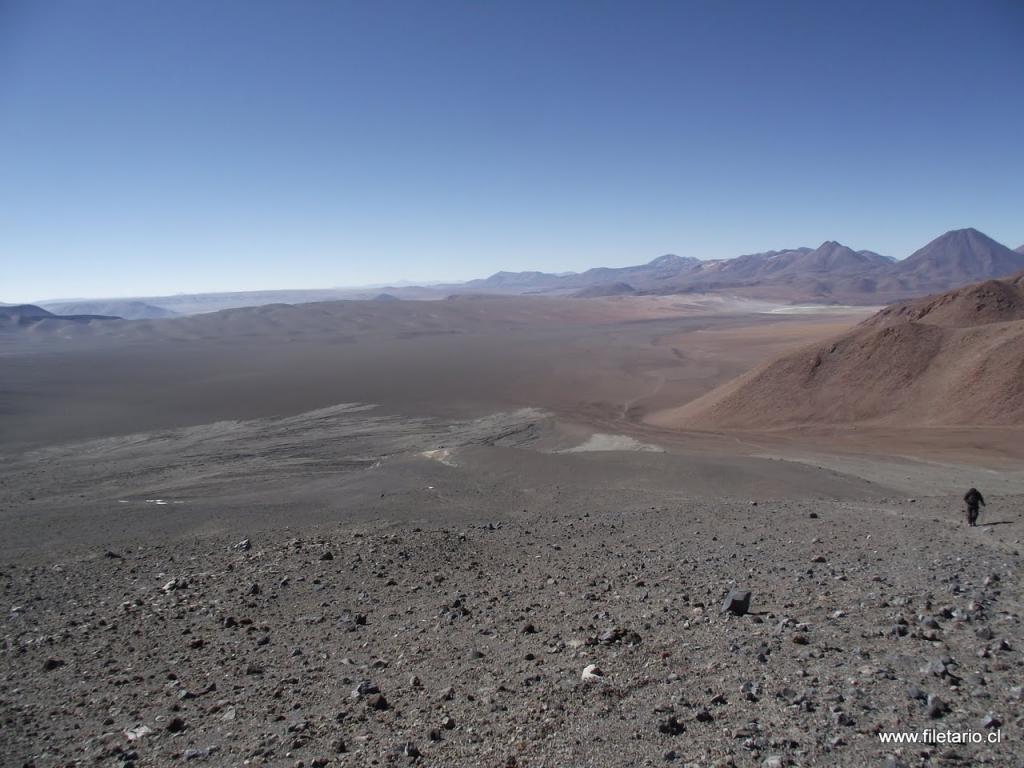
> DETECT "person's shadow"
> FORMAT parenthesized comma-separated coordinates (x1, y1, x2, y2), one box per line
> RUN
(977, 521, 1014, 527)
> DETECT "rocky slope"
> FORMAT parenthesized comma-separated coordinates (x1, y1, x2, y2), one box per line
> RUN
(656, 273, 1024, 429)
(3, 494, 1020, 768)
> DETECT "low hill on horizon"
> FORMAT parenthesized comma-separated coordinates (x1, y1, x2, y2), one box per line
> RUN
(0, 304, 121, 330)
(42, 300, 178, 320)
(572, 282, 637, 298)
(651, 271, 1024, 430)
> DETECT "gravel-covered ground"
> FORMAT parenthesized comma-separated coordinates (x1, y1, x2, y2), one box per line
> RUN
(3, 490, 1021, 768)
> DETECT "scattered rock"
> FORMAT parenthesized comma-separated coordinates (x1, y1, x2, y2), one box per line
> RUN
(721, 589, 752, 616)
(926, 694, 948, 718)
(657, 716, 685, 735)
(352, 681, 380, 697)
(184, 746, 218, 760)
(581, 664, 604, 682)
(124, 725, 152, 741)
(981, 713, 1002, 729)
(162, 578, 185, 592)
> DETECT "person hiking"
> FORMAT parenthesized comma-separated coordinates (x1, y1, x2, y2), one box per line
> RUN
(964, 487, 986, 527)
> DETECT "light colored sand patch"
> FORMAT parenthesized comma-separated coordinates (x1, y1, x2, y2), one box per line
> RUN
(420, 448, 457, 467)
(116, 499, 186, 505)
(559, 434, 664, 453)
(761, 304, 881, 315)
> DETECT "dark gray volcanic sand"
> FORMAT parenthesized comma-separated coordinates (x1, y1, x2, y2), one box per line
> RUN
(0, 405, 895, 559)
(2, 405, 1023, 767)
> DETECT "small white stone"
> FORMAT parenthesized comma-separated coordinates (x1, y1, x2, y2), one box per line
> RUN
(581, 664, 604, 682)
(124, 725, 152, 741)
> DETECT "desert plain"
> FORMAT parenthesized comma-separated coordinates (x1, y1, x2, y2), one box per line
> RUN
(2, 293, 1022, 768)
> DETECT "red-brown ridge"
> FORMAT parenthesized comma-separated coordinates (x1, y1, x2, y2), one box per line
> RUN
(654, 271, 1024, 429)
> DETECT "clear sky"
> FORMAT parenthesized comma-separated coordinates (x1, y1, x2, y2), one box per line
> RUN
(1, 0, 1022, 301)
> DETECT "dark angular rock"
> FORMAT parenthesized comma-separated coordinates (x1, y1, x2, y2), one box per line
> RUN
(981, 713, 1002, 729)
(658, 716, 685, 735)
(926, 694, 948, 718)
(352, 681, 379, 697)
(721, 590, 752, 616)
(906, 685, 927, 701)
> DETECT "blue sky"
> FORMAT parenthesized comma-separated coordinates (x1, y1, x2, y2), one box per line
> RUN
(1, 0, 1022, 301)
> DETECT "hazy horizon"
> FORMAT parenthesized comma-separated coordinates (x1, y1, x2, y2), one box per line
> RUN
(3, 1, 1023, 302)
(9, 225, 1024, 305)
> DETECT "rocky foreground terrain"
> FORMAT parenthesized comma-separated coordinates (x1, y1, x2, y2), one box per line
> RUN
(3, 494, 1021, 767)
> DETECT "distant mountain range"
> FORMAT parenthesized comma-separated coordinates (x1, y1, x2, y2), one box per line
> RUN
(457, 228, 1024, 304)
(14, 227, 1024, 316)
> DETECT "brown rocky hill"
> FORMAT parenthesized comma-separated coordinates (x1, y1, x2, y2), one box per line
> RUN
(653, 272, 1024, 429)
(868, 272, 1024, 328)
